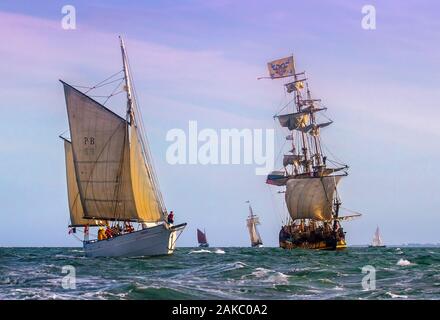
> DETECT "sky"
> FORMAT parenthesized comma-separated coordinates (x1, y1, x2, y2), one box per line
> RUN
(0, 0, 439, 247)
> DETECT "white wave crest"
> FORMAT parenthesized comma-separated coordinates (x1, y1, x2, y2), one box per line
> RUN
(189, 249, 211, 254)
(396, 258, 412, 266)
(386, 292, 408, 299)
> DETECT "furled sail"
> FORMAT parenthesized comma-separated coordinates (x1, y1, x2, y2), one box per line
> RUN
(302, 121, 333, 135)
(276, 112, 309, 130)
(63, 139, 104, 227)
(283, 154, 303, 167)
(197, 229, 208, 244)
(285, 176, 342, 221)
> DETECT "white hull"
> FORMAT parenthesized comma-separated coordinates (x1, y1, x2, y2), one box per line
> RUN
(83, 223, 186, 257)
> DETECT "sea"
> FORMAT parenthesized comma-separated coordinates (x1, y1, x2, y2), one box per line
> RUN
(0, 247, 439, 300)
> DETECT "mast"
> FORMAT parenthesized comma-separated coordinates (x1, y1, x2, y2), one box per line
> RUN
(306, 83, 322, 167)
(119, 35, 167, 218)
(292, 61, 311, 175)
(120, 36, 134, 123)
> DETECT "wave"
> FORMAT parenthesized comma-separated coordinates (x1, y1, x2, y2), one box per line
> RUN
(386, 292, 408, 299)
(250, 267, 289, 284)
(396, 259, 412, 266)
(214, 249, 225, 254)
(189, 249, 211, 254)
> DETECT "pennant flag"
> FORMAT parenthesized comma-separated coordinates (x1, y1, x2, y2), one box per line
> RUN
(267, 56, 294, 79)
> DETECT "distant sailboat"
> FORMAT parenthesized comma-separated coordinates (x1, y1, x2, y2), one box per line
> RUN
(246, 201, 263, 248)
(197, 229, 209, 248)
(369, 226, 386, 247)
(60, 36, 186, 257)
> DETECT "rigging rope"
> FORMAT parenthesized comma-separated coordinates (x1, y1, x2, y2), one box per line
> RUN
(84, 71, 124, 93)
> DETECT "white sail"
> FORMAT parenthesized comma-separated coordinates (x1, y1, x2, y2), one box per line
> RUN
(372, 226, 384, 246)
(285, 176, 342, 221)
(247, 216, 262, 245)
(246, 204, 263, 246)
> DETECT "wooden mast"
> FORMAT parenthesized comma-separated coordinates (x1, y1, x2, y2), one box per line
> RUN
(292, 60, 311, 174)
(119, 36, 134, 124)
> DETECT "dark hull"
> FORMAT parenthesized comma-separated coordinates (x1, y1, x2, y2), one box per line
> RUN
(279, 225, 347, 251)
(280, 239, 347, 250)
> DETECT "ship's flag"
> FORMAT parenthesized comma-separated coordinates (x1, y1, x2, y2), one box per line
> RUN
(267, 56, 294, 79)
(285, 80, 304, 93)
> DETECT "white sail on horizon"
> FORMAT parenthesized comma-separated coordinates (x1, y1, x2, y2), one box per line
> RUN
(246, 204, 263, 246)
(371, 226, 384, 246)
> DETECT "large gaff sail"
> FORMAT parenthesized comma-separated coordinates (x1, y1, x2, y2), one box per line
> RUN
(63, 82, 137, 221)
(197, 229, 207, 244)
(63, 140, 103, 227)
(285, 176, 342, 221)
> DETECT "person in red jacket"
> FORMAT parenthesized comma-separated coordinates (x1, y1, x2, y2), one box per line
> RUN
(167, 211, 174, 224)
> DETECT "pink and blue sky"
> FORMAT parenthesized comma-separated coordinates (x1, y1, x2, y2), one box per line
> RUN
(0, 0, 439, 246)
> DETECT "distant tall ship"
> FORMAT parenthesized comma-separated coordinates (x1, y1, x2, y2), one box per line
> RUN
(246, 201, 263, 248)
(264, 56, 360, 250)
(369, 226, 386, 247)
(197, 229, 209, 248)
(60, 37, 186, 257)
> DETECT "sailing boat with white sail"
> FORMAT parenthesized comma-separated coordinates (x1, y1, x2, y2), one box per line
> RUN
(197, 229, 209, 248)
(264, 55, 361, 250)
(369, 226, 386, 247)
(60, 37, 186, 257)
(246, 201, 263, 248)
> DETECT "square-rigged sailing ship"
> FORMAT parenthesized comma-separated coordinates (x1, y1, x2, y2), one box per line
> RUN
(264, 56, 361, 250)
(60, 37, 186, 257)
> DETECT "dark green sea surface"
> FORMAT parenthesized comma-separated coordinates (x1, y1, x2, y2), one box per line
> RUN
(1, 247, 439, 299)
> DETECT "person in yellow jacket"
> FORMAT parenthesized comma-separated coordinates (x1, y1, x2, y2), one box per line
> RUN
(97, 227, 107, 241)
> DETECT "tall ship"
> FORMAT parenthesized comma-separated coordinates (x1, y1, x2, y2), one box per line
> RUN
(60, 37, 186, 257)
(197, 229, 209, 248)
(246, 201, 263, 248)
(369, 226, 386, 247)
(264, 56, 360, 250)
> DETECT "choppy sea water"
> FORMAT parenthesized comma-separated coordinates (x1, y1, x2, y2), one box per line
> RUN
(0, 247, 439, 300)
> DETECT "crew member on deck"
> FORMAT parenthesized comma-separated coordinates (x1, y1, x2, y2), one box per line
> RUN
(98, 227, 106, 241)
(167, 211, 175, 224)
(105, 226, 113, 238)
